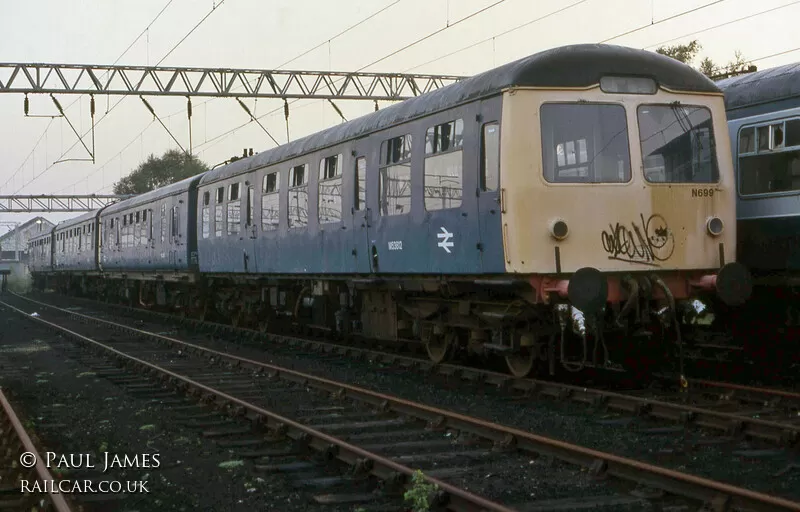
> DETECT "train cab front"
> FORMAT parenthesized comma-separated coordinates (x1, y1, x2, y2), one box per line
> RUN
(497, 46, 753, 338)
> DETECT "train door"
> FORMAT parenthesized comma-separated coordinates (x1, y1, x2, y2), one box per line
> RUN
(97, 218, 104, 272)
(148, 209, 154, 266)
(245, 184, 257, 273)
(171, 205, 180, 269)
(475, 98, 505, 273)
(351, 138, 373, 273)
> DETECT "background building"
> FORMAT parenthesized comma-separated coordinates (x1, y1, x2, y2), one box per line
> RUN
(0, 217, 54, 262)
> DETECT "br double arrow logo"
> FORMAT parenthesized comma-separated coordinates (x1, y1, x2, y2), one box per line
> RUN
(437, 227, 454, 254)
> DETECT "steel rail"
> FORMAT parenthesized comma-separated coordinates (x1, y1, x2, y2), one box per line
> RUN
(687, 378, 800, 404)
(20, 293, 800, 447)
(7, 296, 800, 511)
(0, 389, 73, 512)
(1, 300, 513, 512)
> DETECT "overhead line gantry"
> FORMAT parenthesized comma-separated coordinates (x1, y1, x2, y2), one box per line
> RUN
(0, 195, 131, 213)
(0, 63, 465, 100)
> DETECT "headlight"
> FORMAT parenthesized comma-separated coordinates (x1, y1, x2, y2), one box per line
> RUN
(549, 219, 569, 240)
(706, 217, 724, 236)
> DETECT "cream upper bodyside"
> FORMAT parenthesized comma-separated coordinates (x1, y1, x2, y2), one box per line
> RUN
(500, 86, 736, 274)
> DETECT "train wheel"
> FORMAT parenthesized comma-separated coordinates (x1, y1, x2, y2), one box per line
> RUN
(426, 330, 455, 364)
(505, 347, 536, 378)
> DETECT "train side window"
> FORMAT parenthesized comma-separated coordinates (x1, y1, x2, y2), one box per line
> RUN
(288, 164, 309, 228)
(542, 103, 631, 183)
(481, 122, 500, 191)
(246, 186, 254, 227)
(319, 154, 342, 224)
(740, 149, 800, 195)
(787, 120, 800, 148)
(739, 127, 755, 154)
(354, 157, 366, 211)
(425, 119, 463, 154)
(214, 187, 224, 238)
(227, 183, 241, 235)
(228, 183, 240, 201)
(148, 209, 153, 242)
(739, 119, 800, 196)
(139, 212, 147, 246)
(379, 134, 412, 216)
(172, 206, 180, 239)
(202, 190, 211, 239)
(160, 205, 166, 244)
(424, 119, 463, 211)
(757, 126, 770, 151)
(261, 171, 280, 231)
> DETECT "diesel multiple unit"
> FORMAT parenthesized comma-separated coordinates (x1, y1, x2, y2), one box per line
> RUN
(29, 44, 751, 377)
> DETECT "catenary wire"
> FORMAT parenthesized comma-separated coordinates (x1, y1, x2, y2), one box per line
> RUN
(158, 0, 407, 129)
(645, 0, 800, 49)
(54, 0, 400, 194)
(2, 0, 175, 195)
(14, 0, 229, 195)
(598, 0, 727, 43)
(403, 0, 592, 72)
(192, 0, 517, 153)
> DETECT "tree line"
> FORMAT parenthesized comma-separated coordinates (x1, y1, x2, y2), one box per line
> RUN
(655, 39, 756, 79)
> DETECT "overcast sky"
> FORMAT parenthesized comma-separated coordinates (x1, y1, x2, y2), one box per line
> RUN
(1, 0, 798, 229)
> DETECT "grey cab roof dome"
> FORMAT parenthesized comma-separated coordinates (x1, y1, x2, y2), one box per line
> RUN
(200, 43, 718, 186)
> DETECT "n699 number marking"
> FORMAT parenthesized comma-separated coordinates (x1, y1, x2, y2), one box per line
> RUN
(691, 188, 714, 198)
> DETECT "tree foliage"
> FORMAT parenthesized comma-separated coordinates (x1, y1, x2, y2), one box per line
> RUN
(655, 40, 702, 67)
(113, 150, 209, 195)
(655, 40, 755, 79)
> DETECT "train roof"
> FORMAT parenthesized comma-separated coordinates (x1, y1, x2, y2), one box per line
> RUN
(29, 229, 53, 242)
(102, 174, 203, 216)
(717, 62, 800, 119)
(54, 210, 99, 231)
(200, 43, 718, 185)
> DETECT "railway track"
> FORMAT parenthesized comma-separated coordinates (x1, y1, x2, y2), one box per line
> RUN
(0, 387, 73, 511)
(4, 294, 800, 511)
(27, 292, 800, 450)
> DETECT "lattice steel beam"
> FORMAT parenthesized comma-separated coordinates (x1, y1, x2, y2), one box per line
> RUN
(0, 195, 131, 213)
(0, 63, 465, 100)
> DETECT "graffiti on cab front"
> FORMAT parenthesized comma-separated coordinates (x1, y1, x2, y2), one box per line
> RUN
(600, 214, 674, 266)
